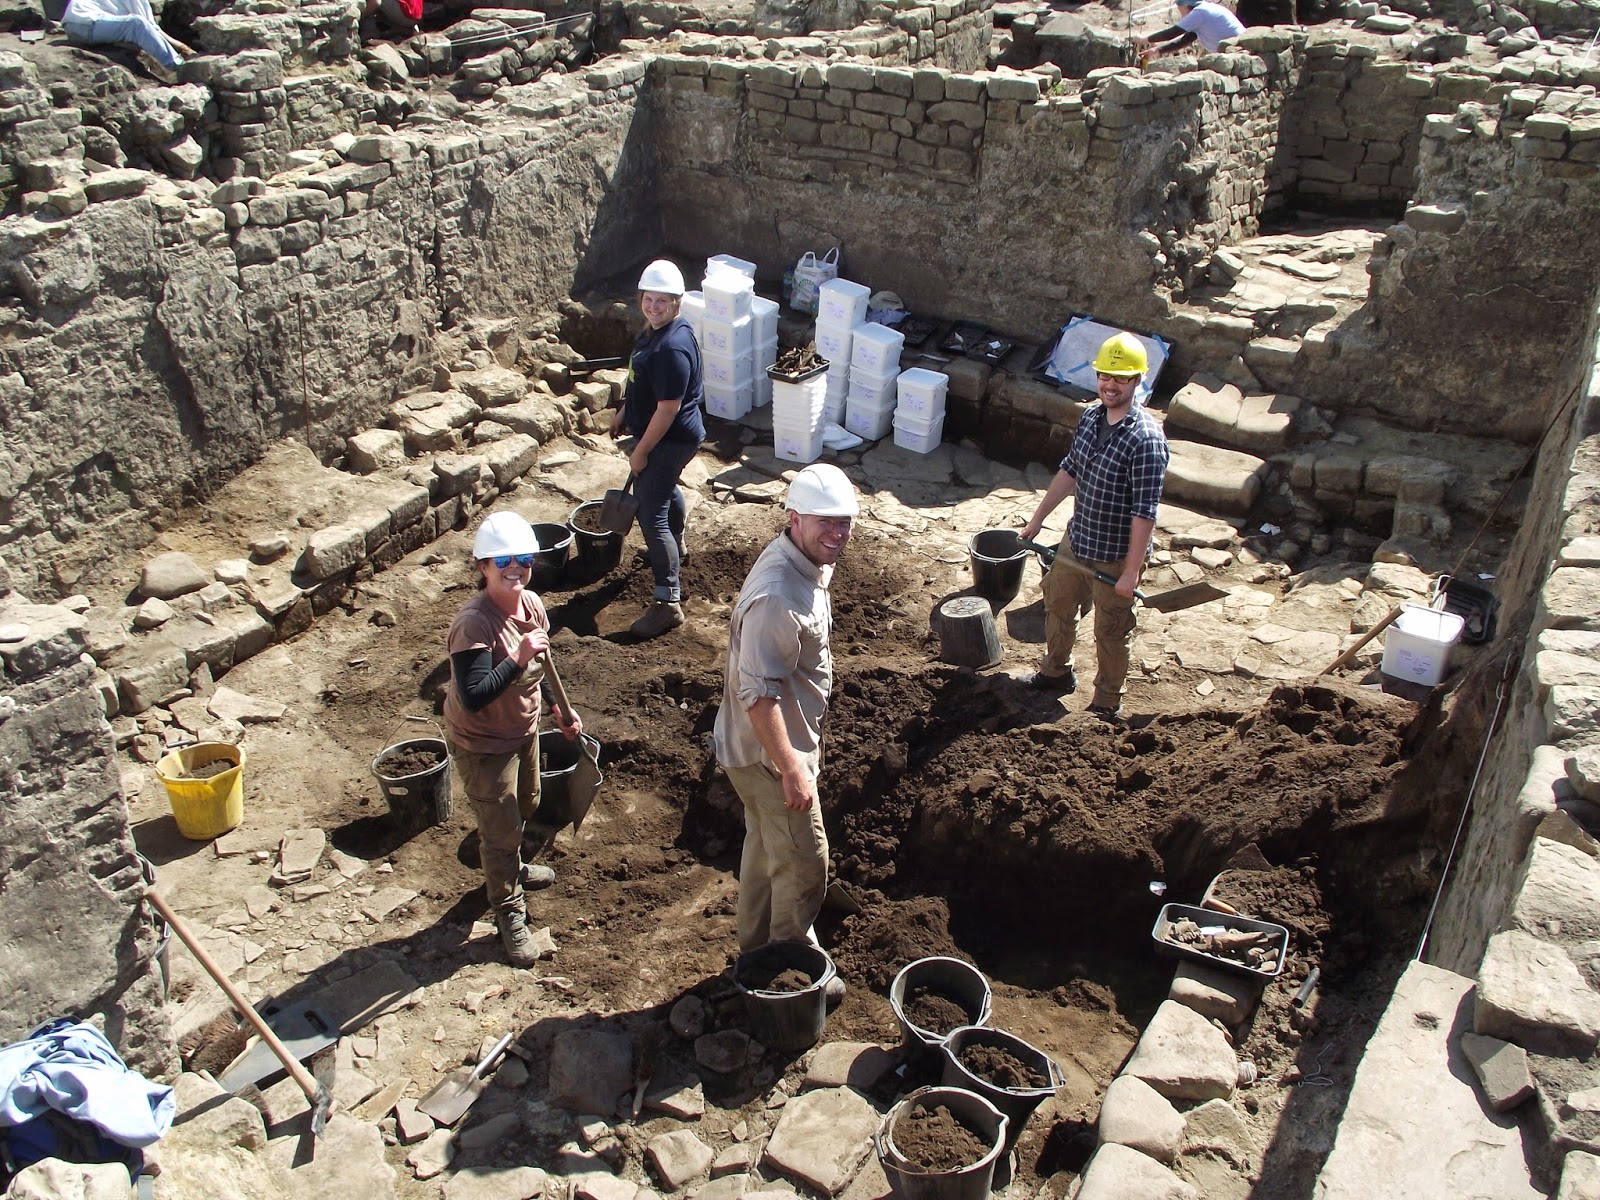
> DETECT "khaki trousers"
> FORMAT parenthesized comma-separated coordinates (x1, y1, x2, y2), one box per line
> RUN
(1041, 549, 1139, 709)
(726, 762, 828, 954)
(451, 739, 540, 915)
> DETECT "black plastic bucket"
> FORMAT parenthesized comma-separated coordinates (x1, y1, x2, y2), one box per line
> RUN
(890, 957, 994, 1068)
(876, 1085, 1008, 1200)
(531, 522, 573, 591)
(538, 728, 580, 825)
(567, 501, 626, 583)
(372, 737, 452, 830)
(968, 530, 1029, 610)
(939, 1026, 1064, 1157)
(733, 941, 836, 1052)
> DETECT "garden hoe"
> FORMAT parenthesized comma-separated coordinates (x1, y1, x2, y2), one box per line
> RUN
(1015, 535, 1228, 612)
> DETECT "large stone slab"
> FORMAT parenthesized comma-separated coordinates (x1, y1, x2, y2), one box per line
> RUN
(1476, 930, 1600, 1056)
(1315, 961, 1545, 1199)
(1169, 961, 1258, 1025)
(1124, 1000, 1236, 1102)
(1076, 1141, 1199, 1199)
(548, 1027, 633, 1116)
(1511, 838, 1600, 943)
(762, 1086, 878, 1196)
(1097, 1073, 1184, 1163)
(1163, 440, 1267, 517)
(1166, 376, 1298, 455)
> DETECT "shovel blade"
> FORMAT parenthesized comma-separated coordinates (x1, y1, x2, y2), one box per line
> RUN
(416, 1070, 489, 1127)
(1142, 580, 1229, 613)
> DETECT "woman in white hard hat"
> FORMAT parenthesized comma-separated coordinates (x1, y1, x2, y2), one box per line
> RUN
(443, 511, 583, 968)
(610, 259, 706, 640)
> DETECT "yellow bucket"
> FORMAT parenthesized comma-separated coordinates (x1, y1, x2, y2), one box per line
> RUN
(155, 742, 246, 840)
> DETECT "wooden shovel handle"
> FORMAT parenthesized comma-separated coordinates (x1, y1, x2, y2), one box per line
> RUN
(1321, 604, 1402, 676)
(538, 649, 576, 722)
(147, 888, 324, 1108)
(1018, 536, 1150, 602)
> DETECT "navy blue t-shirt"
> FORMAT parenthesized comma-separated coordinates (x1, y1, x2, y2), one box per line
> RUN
(623, 318, 705, 444)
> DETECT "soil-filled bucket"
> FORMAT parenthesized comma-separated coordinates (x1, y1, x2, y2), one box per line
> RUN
(939, 1026, 1064, 1157)
(371, 736, 451, 831)
(531, 522, 574, 591)
(138, 854, 171, 1000)
(733, 941, 837, 1052)
(155, 742, 245, 841)
(890, 957, 994, 1067)
(876, 1085, 1008, 1200)
(568, 501, 626, 582)
(968, 530, 1029, 610)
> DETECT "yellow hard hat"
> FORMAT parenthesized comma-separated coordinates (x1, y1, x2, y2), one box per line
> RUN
(1091, 332, 1149, 377)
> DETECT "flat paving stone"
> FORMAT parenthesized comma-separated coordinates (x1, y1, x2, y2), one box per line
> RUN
(1164, 440, 1267, 516)
(1316, 961, 1543, 1200)
(647, 1129, 714, 1190)
(1461, 1033, 1535, 1112)
(763, 1086, 878, 1196)
(1476, 930, 1600, 1056)
(802, 1043, 896, 1092)
(442, 1166, 548, 1200)
(1511, 838, 1600, 942)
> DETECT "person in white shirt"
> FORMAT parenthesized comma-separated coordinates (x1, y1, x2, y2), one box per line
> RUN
(1134, 0, 1245, 57)
(60, 0, 187, 72)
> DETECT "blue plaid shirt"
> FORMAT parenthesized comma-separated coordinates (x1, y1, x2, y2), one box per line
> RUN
(1062, 402, 1169, 564)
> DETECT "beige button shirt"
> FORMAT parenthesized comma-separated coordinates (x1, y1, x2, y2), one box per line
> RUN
(713, 531, 833, 774)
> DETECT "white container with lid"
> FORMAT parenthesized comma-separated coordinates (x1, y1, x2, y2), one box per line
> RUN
(848, 368, 898, 411)
(845, 395, 895, 441)
(896, 366, 950, 418)
(1380, 603, 1465, 686)
(699, 315, 753, 359)
(818, 278, 870, 327)
(705, 379, 754, 421)
(851, 323, 906, 373)
(751, 294, 779, 345)
(707, 253, 757, 280)
(892, 410, 946, 455)
(703, 272, 754, 322)
(702, 349, 755, 392)
(814, 322, 853, 365)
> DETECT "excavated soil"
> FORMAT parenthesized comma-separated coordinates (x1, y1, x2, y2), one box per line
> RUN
(130, 466, 1444, 1198)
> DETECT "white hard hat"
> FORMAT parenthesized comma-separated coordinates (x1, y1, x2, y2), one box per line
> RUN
(785, 464, 859, 518)
(637, 259, 686, 296)
(473, 512, 540, 559)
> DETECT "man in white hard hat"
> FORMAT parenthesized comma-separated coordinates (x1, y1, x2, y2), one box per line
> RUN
(1134, 0, 1245, 57)
(713, 463, 857, 1003)
(612, 259, 706, 640)
(1020, 332, 1170, 720)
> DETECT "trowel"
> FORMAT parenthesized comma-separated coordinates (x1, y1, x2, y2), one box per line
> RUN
(1017, 536, 1228, 613)
(417, 1032, 514, 1126)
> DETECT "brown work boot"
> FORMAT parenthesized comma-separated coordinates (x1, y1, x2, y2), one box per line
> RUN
(630, 600, 684, 639)
(497, 909, 538, 969)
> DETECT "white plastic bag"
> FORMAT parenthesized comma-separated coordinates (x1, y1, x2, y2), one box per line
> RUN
(792, 247, 839, 315)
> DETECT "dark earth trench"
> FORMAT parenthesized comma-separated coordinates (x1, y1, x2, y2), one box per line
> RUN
(142, 460, 1477, 1199)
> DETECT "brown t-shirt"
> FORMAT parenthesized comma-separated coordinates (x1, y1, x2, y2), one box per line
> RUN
(443, 590, 548, 754)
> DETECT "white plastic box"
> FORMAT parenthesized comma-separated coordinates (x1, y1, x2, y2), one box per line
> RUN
(814, 322, 854, 365)
(818, 278, 870, 327)
(754, 373, 773, 408)
(702, 349, 755, 391)
(699, 315, 753, 358)
(845, 396, 895, 441)
(848, 367, 898, 411)
(851, 323, 906, 373)
(893, 408, 946, 454)
(823, 389, 846, 426)
(751, 295, 779, 346)
(681, 291, 705, 342)
(896, 366, 950, 417)
(755, 339, 778, 373)
(774, 422, 826, 464)
(706, 253, 757, 280)
(704, 380, 754, 421)
(771, 376, 827, 425)
(703, 272, 754, 322)
(1380, 603, 1465, 686)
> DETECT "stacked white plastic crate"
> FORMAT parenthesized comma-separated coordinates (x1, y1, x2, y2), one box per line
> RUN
(843, 323, 906, 441)
(893, 366, 950, 454)
(770, 361, 829, 464)
(698, 256, 779, 420)
(814, 279, 871, 426)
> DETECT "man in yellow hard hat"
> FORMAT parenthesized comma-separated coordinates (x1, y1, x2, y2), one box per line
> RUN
(1020, 332, 1170, 719)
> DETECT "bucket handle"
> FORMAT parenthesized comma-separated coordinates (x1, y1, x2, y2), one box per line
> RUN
(380, 714, 444, 751)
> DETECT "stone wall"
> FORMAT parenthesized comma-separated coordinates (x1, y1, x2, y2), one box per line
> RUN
(0, 599, 174, 1076)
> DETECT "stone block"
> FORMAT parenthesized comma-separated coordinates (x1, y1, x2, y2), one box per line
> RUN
(480, 435, 539, 487)
(762, 1087, 877, 1196)
(300, 525, 367, 581)
(1461, 1032, 1535, 1112)
(112, 637, 189, 715)
(1475, 930, 1600, 1056)
(1076, 1142, 1199, 1200)
(548, 1028, 632, 1115)
(346, 429, 405, 473)
(1169, 960, 1257, 1024)
(431, 453, 487, 499)
(1164, 440, 1267, 516)
(1124, 1000, 1237, 1102)
(453, 365, 531, 408)
(1405, 203, 1467, 234)
(1096, 1073, 1183, 1163)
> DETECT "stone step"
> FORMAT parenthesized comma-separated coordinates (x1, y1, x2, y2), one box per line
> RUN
(1165, 373, 1300, 455)
(1164, 439, 1268, 516)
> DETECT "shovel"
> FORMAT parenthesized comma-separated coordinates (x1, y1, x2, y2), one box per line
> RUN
(598, 476, 639, 535)
(417, 1032, 513, 1126)
(1017, 535, 1228, 613)
(147, 889, 332, 1141)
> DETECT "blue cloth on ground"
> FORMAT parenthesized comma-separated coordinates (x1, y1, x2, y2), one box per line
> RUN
(0, 1019, 175, 1147)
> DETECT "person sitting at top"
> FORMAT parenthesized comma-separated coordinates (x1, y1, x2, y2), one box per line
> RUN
(361, 0, 421, 39)
(1134, 0, 1245, 57)
(60, 0, 189, 76)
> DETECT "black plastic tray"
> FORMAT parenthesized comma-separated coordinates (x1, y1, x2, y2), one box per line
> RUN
(1151, 902, 1289, 980)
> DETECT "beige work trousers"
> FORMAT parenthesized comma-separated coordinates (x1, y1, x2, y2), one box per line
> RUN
(1041, 549, 1139, 709)
(726, 762, 829, 954)
(451, 739, 540, 915)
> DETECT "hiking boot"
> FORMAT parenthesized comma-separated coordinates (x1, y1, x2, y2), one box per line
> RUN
(631, 600, 684, 639)
(520, 862, 555, 890)
(1027, 666, 1076, 694)
(1088, 703, 1125, 724)
(497, 909, 538, 969)
(823, 975, 847, 1010)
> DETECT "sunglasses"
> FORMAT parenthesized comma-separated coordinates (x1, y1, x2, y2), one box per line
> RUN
(490, 554, 535, 569)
